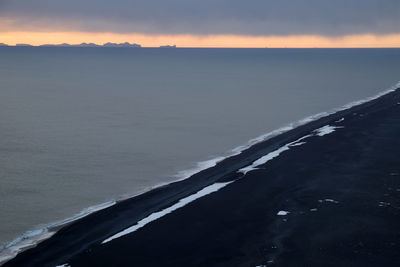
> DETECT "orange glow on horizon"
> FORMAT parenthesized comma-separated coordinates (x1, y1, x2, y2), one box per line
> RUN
(1, 32, 400, 48)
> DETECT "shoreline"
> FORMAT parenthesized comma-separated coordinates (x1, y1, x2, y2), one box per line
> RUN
(2, 82, 400, 266)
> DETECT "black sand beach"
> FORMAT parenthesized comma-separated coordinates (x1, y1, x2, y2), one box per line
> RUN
(4, 87, 400, 267)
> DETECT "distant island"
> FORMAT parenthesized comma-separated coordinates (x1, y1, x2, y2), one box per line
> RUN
(0, 43, 182, 48)
(159, 45, 177, 48)
(39, 42, 142, 48)
(103, 42, 141, 48)
(0, 42, 142, 48)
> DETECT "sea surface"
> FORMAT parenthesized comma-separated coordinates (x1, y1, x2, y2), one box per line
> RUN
(0, 47, 399, 254)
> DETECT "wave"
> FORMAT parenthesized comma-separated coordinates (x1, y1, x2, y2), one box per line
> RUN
(1, 80, 399, 264)
(0, 201, 116, 264)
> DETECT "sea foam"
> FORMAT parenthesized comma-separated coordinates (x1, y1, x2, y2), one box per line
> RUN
(0, 201, 116, 265)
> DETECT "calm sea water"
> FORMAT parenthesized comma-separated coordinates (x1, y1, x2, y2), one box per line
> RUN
(0, 48, 399, 250)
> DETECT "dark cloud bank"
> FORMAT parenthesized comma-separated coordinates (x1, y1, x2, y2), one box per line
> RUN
(0, 0, 399, 35)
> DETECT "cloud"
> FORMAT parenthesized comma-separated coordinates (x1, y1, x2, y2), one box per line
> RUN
(0, 0, 399, 36)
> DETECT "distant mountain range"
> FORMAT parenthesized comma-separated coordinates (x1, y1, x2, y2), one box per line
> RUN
(40, 42, 142, 48)
(0, 42, 142, 48)
(0, 43, 179, 48)
(159, 45, 177, 48)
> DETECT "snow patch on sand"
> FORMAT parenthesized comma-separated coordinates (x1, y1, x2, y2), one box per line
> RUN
(239, 146, 291, 175)
(238, 135, 312, 174)
(319, 199, 339, 204)
(102, 182, 233, 244)
(239, 124, 344, 175)
(314, 125, 344, 137)
(379, 201, 391, 207)
(238, 123, 345, 175)
(289, 141, 306, 147)
(277, 211, 290, 216)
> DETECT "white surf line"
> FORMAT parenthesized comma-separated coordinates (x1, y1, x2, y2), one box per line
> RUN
(187, 79, 397, 179)
(102, 181, 233, 244)
(0, 200, 116, 265)
(0, 200, 116, 251)
(235, 80, 399, 158)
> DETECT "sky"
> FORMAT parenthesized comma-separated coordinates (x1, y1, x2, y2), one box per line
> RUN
(0, 0, 399, 47)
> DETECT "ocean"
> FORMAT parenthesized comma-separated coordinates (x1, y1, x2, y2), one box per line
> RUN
(0, 47, 399, 258)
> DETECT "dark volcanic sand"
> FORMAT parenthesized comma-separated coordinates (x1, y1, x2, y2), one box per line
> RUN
(5, 88, 400, 267)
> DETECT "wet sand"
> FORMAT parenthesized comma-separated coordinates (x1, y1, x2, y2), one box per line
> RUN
(4, 88, 400, 267)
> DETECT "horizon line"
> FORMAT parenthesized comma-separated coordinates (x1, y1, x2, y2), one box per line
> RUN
(1, 44, 400, 49)
(1, 32, 400, 48)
